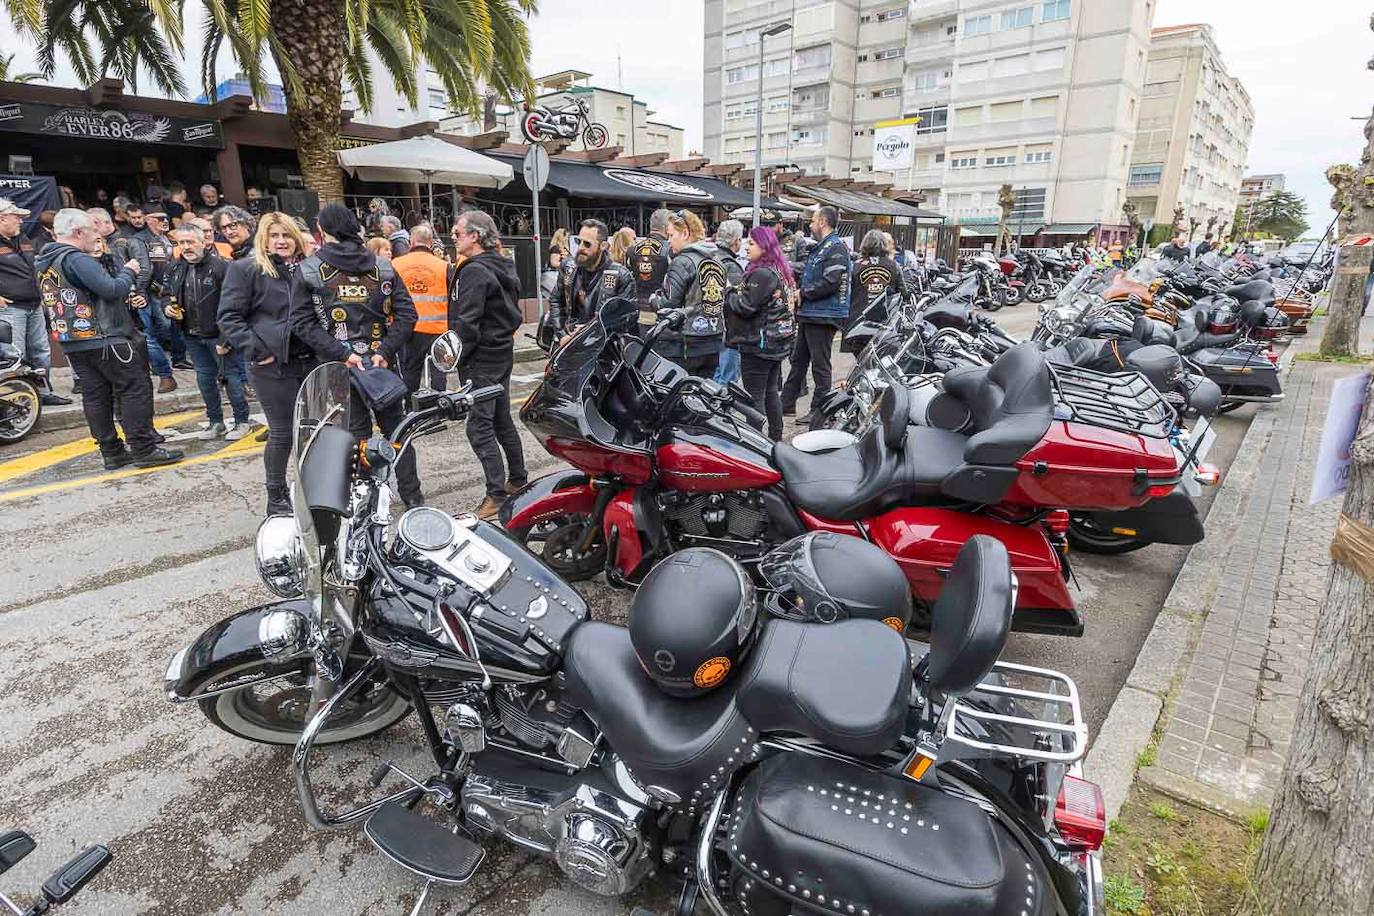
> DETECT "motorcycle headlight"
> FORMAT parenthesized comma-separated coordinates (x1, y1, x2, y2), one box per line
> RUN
(255, 515, 305, 598)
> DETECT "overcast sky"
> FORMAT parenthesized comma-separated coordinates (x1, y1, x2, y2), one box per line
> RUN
(7, 0, 1364, 235)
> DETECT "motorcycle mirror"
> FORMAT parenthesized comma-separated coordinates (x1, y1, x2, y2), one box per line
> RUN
(41, 845, 111, 904)
(0, 831, 35, 876)
(430, 331, 463, 373)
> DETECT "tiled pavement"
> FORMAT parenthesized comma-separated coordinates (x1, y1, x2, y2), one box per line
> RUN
(1148, 349, 1354, 810)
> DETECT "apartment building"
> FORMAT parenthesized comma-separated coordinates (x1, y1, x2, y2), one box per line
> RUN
(704, 0, 1154, 235)
(1127, 24, 1254, 238)
(1239, 172, 1285, 204)
(440, 70, 685, 159)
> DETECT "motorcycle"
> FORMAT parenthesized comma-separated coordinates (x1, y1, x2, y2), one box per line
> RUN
(519, 96, 610, 149)
(165, 340, 1106, 915)
(0, 829, 111, 915)
(506, 298, 1186, 638)
(0, 320, 45, 445)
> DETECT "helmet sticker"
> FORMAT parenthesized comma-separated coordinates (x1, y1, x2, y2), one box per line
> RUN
(694, 657, 731, 689)
(653, 649, 676, 673)
(882, 616, 904, 633)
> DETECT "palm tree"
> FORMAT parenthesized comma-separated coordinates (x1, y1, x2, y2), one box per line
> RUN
(6, 0, 536, 201)
(0, 51, 44, 83)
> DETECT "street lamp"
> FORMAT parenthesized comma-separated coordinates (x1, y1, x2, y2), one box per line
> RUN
(752, 20, 792, 229)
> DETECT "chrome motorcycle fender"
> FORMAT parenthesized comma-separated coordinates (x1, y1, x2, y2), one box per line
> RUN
(164, 600, 314, 703)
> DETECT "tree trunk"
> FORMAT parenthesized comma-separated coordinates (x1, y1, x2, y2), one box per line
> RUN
(270, 0, 346, 204)
(1245, 106, 1374, 916)
(1320, 110, 1374, 358)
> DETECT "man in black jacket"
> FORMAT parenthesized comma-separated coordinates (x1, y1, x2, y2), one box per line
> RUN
(0, 198, 70, 405)
(166, 226, 251, 440)
(627, 208, 672, 320)
(547, 218, 635, 333)
(451, 208, 527, 520)
(34, 209, 182, 468)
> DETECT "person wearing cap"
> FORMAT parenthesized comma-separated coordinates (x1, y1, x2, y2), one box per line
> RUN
(34, 208, 182, 468)
(290, 203, 423, 508)
(136, 206, 192, 388)
(0, 199, 72, 405)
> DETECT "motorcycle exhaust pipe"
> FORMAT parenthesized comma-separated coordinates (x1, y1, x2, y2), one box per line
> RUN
(1222, 392, 1285, 404)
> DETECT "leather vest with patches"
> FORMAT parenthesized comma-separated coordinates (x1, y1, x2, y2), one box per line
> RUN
(309, 262, 396, 356)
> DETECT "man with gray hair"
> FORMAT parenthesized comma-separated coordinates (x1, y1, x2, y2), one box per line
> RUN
(0, 198, 70, 404)
(213, 205, 254, 260)
(34, 209, 182, 468)
(379, 214, 411, 258)
(450, 209, 526, 519)
(627, 207, 673, 315)
(712, 219, 746, 385)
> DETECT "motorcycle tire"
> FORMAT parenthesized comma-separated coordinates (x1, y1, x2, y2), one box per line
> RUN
(1067, 515, 1149, 555)
(197, 671, 411, 746)
(582, 123, 610, 149)
(521, 112, 547, 144)
(1004, 286, 1025, 306)
(982, 290, 1006, 312)
(0, 378, 42, 444)
(1026, 284, 1049, 304)
(511, 515, 607, 582)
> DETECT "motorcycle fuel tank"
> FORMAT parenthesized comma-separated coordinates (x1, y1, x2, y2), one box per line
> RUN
(656, 429, 781, 492)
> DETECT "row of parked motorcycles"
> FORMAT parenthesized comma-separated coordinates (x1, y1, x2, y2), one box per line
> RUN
(137, 247, 1322, 915)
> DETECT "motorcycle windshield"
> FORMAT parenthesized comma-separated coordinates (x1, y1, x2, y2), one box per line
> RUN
(1054, 265, 1097, 306)
(1126, 259, 1160, 285)
(544, 296, 640, 399)
(289, 361, 354, 604)
(940, 273, 980, 304)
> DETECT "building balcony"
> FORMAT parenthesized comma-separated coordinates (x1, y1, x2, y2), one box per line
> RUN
(905, 39, 956, 67)
(951, 69, 1067, 100)
(901, 85, 951, 112)
(789, 107, 832, 127)
(856, 58, 906, 86)
(792, 63, 833, 84)
(907, 0, 957, 24)
(947, 117, 1058, 145)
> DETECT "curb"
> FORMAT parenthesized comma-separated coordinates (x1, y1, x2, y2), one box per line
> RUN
(36, 388, 213, 434)
(1082, 337, 1305, 823)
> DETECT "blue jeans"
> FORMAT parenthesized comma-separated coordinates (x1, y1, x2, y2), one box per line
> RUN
(714, 347, 741, 385)
(184, 337, 250, 425)
(140, 303, 173, 377)
(0, 305, 52, 370)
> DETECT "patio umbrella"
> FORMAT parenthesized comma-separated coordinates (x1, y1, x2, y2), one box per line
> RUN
(337, 135, 514, 219)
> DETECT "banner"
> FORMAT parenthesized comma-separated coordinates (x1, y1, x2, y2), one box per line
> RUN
(0, 175, 60, 235)
(872, 121, 916, 172)
(0, 101, 224, 149)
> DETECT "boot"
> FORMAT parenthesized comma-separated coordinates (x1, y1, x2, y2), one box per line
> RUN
(132, 446, 185, 468)
(157, 376, 177, 394)
(474, 495, 504, 521)
(102, 448, 135, 471)
(266, 485, 292, 516)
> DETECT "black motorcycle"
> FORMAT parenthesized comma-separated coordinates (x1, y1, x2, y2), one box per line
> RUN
(165, 339, 1105, 915)
(1, 829, 111, 915)
(0, 320, 45, 444)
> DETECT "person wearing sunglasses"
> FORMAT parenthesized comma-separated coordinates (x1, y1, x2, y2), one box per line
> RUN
(546, 218, 634, 340)
(135, 207, 193, 387)
(648, 209, 728, 377)
(214, 206, 255, 261)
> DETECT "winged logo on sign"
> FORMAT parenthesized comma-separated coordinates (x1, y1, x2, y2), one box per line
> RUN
(132, 118, 173, 143)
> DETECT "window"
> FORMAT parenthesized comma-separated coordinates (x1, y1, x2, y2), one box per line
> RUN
(427, 88, 448, 109)
(616, 105, 626, 117)
(964, 15, 992, 36)
(993, 54, 1030, 78)
(767, 131, 787, 148)
(985, 150, 1016, 167)
(1029, 95, 1058, 119)
(794, 45, 833, 70)
(790, 126, 827, 145)
(935, 152, 945, 163)
(911, 105, 948, 134)
(1000, 7, 1032, 30)
(876, 6, 906, 21)
(871, 86, 901, 99)
(958, 60, 990, 83)
(990, 101, 1022, 122)
(767, 95, 790, 113)
(1034, 47, 1066, 71)
(615, 134, 626, 146)
(910, 69, 944, 92)
(1042, 0, 1070, 22)
(1025, 148, 1054, 164)
(764, 58, 790, 77)
(950, 155, 978, 170)
(793, 85, 830, 110)
(725, 29, 760, 49)
(874, 47, 903, 61)
(726, 65, 756, 85)
(1128, 164, 1163, 186)
(1011, 187, 1046, 221)
(955, 106, 982, 127)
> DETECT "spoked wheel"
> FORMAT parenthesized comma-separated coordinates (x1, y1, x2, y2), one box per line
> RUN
(521, 112, 548, 144)
(582, 123, 609, 149)
(0, 379, 42, 443)
(198, 670, 411, 746)
(512, 515, 607, 581)
(1067, 515, 1148, 555)
(1005, 285, 1025, 306)
(982, 289, 1007, 312)
(1026, 283, 1049, 304)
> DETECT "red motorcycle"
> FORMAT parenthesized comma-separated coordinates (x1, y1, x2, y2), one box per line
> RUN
(503, 299, 1183, 637)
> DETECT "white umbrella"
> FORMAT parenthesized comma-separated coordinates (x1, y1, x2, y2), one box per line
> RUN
(337, 135, 513, 218)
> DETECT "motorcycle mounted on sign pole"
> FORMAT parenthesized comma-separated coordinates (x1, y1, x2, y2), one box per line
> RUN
(519, 96, 610, 149)
(163, 333, 1106, 913)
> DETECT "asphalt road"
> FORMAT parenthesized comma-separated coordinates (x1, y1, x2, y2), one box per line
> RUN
(0, 302, 1255, 915)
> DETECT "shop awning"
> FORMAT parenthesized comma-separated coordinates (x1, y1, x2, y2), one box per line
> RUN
(1041, 222, 1099, 235)
(339, 135, 513, 188)
(959, 224, 1001, 237)
(490, 153, 794, 209)
(783, 184, 943, 220)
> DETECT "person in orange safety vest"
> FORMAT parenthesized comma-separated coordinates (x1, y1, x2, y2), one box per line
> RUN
(393, 223, 457, 393)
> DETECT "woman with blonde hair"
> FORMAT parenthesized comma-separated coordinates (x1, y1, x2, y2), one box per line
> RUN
(649, 209, 727, 375)
(609, 226, 637, 264)
(217, 211, 315, 515)
(365, 236, 392, 261)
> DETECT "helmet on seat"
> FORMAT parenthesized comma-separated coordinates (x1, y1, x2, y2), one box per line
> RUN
(759, 532, 912, 632)
(629, 548, 759, 698)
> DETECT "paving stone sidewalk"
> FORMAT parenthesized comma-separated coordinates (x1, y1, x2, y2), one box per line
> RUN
(1144, 346, 1358, 811)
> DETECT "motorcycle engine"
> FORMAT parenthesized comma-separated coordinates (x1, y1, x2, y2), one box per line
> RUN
(659, 490, 770, 550)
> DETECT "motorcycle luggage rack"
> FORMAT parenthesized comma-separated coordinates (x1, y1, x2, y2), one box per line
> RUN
(945, 659, 1088, 764)
(1050, 364, 1173, 439)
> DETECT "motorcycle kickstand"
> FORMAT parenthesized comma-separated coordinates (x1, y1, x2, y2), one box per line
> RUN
(408, 880, 433, 916)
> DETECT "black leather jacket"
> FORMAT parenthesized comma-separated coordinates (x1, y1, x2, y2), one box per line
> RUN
(218, 256, 314, 366)
(548, 254, 635, 329)
(167, 253, 229, 338)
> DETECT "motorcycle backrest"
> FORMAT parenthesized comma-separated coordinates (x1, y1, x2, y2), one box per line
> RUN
(925, 536, 1014, 698)
(879, 382, 910, 449)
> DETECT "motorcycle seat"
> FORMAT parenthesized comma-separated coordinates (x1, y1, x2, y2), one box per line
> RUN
(727, 753, 1050, 916)
(1224, 279, 1273, 303)
(940, 342, 1054, 465)
(563, 621, 759, 809)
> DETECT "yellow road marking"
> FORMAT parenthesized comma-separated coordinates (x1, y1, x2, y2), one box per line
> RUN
(0, 409, 204, 485)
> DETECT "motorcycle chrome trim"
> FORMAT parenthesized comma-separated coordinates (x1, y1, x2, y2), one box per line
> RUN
(1220, 392, 1285, 403)
(695, 789, 731, 916)
(946, 660, 1088, 763)
(292, 658, 422, 830)
(444, 703, 486, 755)
(409, 524, 514, 596)
(556, 723, 599, 770)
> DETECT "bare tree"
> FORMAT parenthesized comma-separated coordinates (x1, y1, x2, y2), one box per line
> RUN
(1318, 116, 1373, 358)
(1172, 203, 1185, 235)
(1187, 216, 1200, 242)
(994, 183, 1016, 256)
(1122, 200, 1142, 248)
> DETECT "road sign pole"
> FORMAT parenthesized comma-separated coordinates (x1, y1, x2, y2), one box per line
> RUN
(523, 145, 551, 320)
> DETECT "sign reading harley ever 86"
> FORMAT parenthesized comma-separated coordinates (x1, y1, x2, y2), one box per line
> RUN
(0, 101, 225, 149)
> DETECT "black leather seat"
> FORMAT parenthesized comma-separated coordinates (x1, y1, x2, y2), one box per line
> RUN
(563, 622, 759, 811)
(903, 425, 970, 491)
(940, 343, 1054, 465)
(1225, 279, 1275, 305)
(736, 619, 910, 756)
(728, 753, 1051, 916)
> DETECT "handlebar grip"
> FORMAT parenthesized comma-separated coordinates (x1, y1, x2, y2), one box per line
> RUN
(471, 385, 505, 404)
(732, 397, 767, 428)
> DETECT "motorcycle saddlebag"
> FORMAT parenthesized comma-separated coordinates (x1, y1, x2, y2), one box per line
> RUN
(725, 753, 1052, 916)
(1079, 484, 1204, 546)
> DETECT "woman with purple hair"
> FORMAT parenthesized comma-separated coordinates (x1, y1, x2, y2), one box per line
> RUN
(726, 226, 797, 440)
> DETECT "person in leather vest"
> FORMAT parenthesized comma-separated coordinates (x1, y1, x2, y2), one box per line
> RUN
(712, 218, 746, 385)
(393, 223, 456, 394)
(844, 229, 906, 354)
(166, 226, 252, 439)
(727, 226, 798, 441)
(547, 218, 635, 336)
(628, 207, 672, 320)
(782, 206, 851, 424)
(135, 207, 192, 385)
(0, 199, 70, 405)
(649, 209, 728, 377)
(34, 209, 182, 469)
(291, 204, 423, 508)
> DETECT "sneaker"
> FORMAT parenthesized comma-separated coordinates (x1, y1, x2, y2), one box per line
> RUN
(225, 423, 253, 441)
(475, 495, 504, 521)
(132, 446, 185, 468)
(40, 392, 74, 406)
(102, 450, 135, 471)
(172, 358, 196, 371)
(157, 376, 178, 394)
(199, 422, 227, 440)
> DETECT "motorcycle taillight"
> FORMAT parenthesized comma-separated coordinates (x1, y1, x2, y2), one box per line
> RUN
(1265, 349, 1279, 365)
(1146, 481, 1177, 499)
(1054, 775, 1107, 851)
(1044, 509, 1070, 537)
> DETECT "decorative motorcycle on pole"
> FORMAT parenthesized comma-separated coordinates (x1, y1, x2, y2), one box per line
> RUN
(519, 96, 610, 149)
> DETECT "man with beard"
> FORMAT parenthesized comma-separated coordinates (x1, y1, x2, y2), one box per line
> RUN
(547, 218, 634, 336)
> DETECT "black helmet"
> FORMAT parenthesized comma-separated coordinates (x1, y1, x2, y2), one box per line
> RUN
(759, 532, 912, 632)
(629, 548, 759, 698)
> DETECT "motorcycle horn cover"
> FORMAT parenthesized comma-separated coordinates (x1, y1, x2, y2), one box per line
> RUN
(629, 548, 759, 698)
(759, 532, 912, 632)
